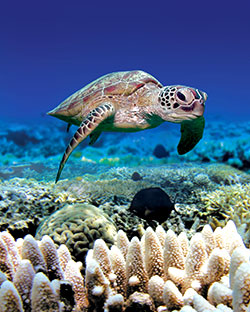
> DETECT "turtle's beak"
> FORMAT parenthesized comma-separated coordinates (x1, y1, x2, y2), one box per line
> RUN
(200, 91, 207, 102)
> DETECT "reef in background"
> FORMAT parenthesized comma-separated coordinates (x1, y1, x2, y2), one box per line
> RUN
(1, 163, 250, 265)
(1, 118, 250, 310)
(0, 118, 250, 182)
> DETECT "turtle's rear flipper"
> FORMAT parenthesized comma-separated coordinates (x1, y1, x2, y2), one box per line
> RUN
(55, 103, 115, 183)
(177, 116, 205, 155)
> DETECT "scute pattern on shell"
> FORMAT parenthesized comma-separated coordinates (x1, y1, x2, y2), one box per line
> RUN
(52, 70, 162, 114)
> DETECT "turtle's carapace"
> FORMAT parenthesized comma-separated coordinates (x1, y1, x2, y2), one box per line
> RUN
(48, 70, 207, 182)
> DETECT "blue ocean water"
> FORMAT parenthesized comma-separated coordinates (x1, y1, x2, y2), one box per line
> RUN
(0, 0, 249, 182)
(1, 3, 250, 310)
(0, 0, 249, 175)
(1, 0, 250, 122)
(1, 0, 250, 181)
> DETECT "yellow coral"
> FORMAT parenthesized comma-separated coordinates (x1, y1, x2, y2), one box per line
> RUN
(201, 183, 250, 245)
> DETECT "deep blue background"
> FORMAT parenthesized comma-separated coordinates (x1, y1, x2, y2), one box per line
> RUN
(1, 0, 250, 122)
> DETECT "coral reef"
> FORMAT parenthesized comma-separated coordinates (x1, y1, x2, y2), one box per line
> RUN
(0, 231, 88, 311)
(189, 120, 250, 172)
(36, 203, 117, 265)
(1, 118, 250, 311)
(0, 163, 250, 245)
(0, 178, 64, 237)
(83, 220, 249, 311)
(200, 183, 250, 246)
(0, 221, 250, 311)
(1, 119, 250, 181)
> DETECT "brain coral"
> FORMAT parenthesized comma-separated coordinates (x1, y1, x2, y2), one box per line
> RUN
(35, 203, 117, 265)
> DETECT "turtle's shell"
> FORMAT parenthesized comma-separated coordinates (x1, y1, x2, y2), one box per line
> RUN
(48, 70, 162, 121)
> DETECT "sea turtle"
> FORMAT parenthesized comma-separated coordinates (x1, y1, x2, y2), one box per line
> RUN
(48, 70, 207, 182)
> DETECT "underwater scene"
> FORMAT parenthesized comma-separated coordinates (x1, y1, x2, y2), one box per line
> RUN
(1, 0, 250, 311)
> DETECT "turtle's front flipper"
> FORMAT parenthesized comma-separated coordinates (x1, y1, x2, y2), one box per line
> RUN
(177, 116, 205, 155)
(55, 103, 115, 183)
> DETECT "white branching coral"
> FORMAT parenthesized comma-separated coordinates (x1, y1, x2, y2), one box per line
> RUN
(84, 220, 250, 311)
(0, 220, 250, 311)
(126, 236, 148, 296)
(0, 232, 88, 312)
(232, 262, 250, 311)
(31, 272, 60, 312)
(64, 259, 88, 311)
(0, 280, 23, 312)
(13, 260, 35, 311)
(144, 227, 164, 279)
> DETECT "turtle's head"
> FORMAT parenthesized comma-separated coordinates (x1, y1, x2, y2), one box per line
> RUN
(158, 85, 207, 122)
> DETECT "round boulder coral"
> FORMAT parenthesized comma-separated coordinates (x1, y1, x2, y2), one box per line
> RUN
(35, 203, 117, 265)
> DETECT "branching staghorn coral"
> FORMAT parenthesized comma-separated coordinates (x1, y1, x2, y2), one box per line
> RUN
(0, 221, 250, 311)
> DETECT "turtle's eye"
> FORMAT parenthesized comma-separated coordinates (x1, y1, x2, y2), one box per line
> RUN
(177, 92, 186, 101)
